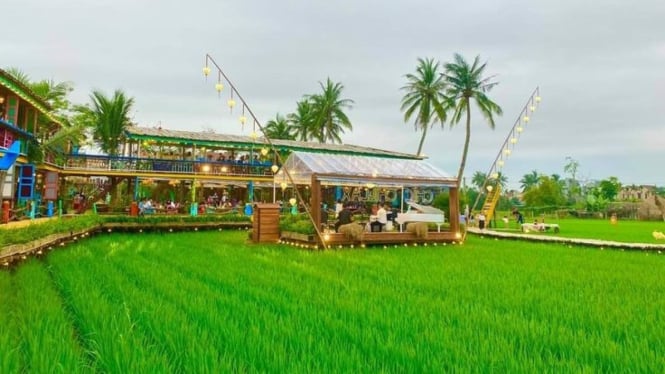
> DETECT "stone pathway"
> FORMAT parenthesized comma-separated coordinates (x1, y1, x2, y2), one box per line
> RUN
(466, 227, 665, 251)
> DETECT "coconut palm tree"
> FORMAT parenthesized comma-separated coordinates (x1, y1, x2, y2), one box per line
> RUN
(520, 170, 540, 192)
(30, 79, 73, 114)
(264, 113, 295, 140)
(400, 58, 449, 157)
(4, 67, 31, 86)
(78, 90, 135, 156)
(471, 171, 487, 191)
(288, 99, 315, 141)
(308, 78, 354, 144)
(443, 54, 502, 184)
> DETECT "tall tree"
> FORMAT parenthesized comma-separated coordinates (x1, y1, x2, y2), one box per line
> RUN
(308, 78, 354, 144)
(263, 113, 295, 140)
(522, 175, 566, 208)
(288, 99, 315, 142)
(471, 171, 487, 191)
(78, 90, 135, 156)
(597, 176, 621, 201)
(564, 156, 581, 200)
(443, 54, 502, 185)
(520, 170, 540, 192)
(564, 156, 580, 181)
(400, 58, 449, 157)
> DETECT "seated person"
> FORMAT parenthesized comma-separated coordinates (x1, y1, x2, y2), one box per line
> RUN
(143, 199, 155, 214)
(334, 203, 353, 232)
(320, 208, 329, 230)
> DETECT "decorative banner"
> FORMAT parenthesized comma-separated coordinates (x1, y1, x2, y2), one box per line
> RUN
(44, 171, 59, 200)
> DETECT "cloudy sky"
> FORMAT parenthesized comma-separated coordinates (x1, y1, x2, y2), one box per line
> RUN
(4, 0, 664, 189)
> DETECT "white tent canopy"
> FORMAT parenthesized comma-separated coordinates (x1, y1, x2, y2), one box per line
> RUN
(274, 151, 457, 188)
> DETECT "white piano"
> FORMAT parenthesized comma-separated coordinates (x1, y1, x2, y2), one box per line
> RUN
(395, 200, 446, 232)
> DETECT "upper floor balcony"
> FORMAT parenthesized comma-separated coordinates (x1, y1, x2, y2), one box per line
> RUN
(52, 153, 276, 180)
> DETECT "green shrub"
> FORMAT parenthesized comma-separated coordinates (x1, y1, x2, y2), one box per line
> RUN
(279, 214, 315, 235)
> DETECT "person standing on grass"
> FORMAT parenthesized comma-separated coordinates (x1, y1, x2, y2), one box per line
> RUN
(478, 212, 486, 230)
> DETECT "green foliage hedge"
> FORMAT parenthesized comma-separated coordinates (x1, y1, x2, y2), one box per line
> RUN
(279, 214, 315, 235)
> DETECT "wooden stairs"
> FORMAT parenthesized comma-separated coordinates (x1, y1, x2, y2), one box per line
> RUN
(481, 185, 501, 223)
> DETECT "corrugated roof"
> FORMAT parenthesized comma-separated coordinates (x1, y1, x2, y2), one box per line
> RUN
(125, 126, 422, 160)
(275, 151, 456, 187)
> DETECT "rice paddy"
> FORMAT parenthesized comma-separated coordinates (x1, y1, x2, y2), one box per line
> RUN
(1, 230, 664, 372)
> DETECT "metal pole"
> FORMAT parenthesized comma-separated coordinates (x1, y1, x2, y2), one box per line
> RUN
(204, 54, 327, 247)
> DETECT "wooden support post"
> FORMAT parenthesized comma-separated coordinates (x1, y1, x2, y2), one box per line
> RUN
(310, 174, 321, 232)
(449, 186, 460, 234)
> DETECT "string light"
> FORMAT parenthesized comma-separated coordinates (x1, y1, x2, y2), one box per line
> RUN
(470, 87, 540, 219)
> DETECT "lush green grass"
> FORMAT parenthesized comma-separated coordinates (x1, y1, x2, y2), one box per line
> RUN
(492, 217, 665, 244)
(1, 231, 664, 372)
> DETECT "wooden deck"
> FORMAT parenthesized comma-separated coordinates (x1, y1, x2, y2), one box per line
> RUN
(281, 230, 462, 248)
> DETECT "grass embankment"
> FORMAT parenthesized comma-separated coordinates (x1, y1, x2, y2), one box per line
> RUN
(1, 231, 664, 372)
(491, 217, 665, 244)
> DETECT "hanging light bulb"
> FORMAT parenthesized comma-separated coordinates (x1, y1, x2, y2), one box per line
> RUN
(510, 137, 518, 144)
(215, 82, 224, 95)
(535, 96, 542, 103)
(228, 98, 236, 109)
(203, 66, 211, 77)
(504, 148, 512, 156)
(486, 185, 494, 192)
(523, 115, 530, 122)
(271, 164, 279, 173)
(280, 182, 288, 190)
(261, 148, 269, 156)
(239, 115, 247, 125)
(491, 172, 499, 179)
(250, 131, 259, 140)
(497, 160, 505, 167)
(516, 126, 524, 133)
(289, 197, 297, 206)
(530, 105, 536, 112)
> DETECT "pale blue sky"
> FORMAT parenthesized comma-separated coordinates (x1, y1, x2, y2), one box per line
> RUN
(4, 0, 665, 189)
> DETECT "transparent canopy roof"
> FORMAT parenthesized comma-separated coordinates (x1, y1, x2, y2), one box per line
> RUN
(275, 151, 457, 188)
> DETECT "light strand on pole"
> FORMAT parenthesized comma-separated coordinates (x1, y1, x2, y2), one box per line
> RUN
(471, 87, 542, 214)
(201, 53, 328, 248)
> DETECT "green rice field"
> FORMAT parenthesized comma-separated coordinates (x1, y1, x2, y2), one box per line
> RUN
(492, 217, 665, 244)
(1, 230, 664, 372)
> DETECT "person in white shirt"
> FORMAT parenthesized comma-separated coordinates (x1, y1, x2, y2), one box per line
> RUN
(334, 199, 343, 218)
(478, 212, 486, 230)
(377, 204, 388, 231)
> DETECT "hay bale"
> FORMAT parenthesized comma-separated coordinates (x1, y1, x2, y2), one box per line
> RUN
(339, 223, 365, 241)
(406, 222, 429, 239)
